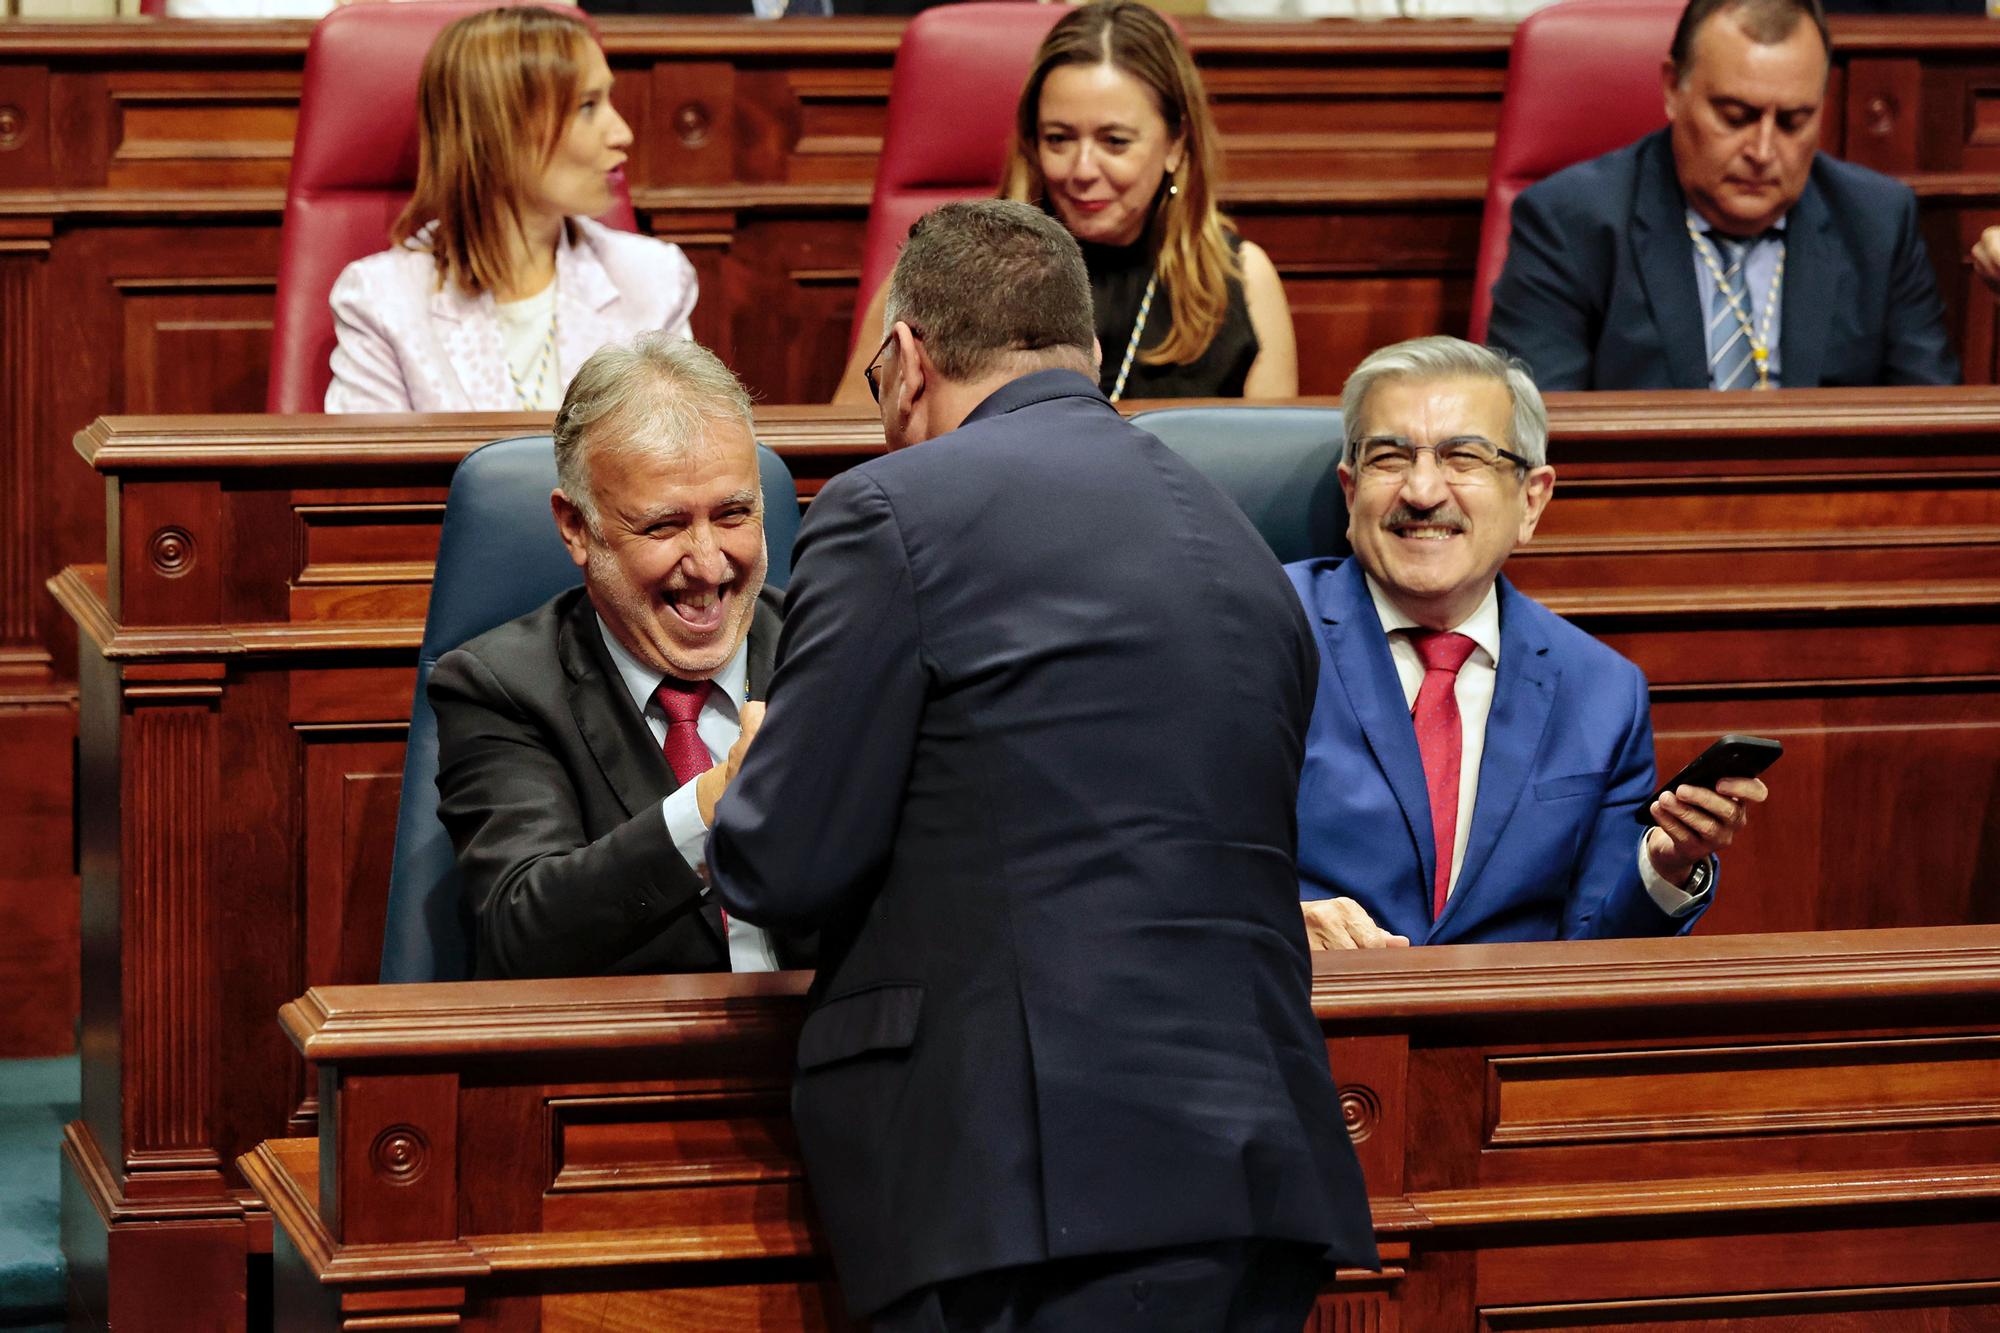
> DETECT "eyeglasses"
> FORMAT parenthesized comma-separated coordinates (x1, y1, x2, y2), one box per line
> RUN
(1354, 437, 1530, 482)
(865, 325, 924, 405)
(863, 332, 893, 405)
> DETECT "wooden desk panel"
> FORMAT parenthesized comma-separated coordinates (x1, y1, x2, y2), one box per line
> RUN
(241, 929, 2000, 1329)
(48, 389, 2000, 1329)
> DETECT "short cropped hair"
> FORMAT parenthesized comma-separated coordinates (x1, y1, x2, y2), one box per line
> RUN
(394, 6, 598, 297)
(554, 332, 757, 533)
(1340, 336, 1549, 469)
(1668, 0, 1830, 84)
(883, 200, 1095, 384)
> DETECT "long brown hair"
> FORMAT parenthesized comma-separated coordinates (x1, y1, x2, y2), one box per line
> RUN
(392, 6, 596, 297)
(1000, 1, 1237, 367)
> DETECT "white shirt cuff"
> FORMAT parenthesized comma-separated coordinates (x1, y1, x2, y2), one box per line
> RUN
(662, 782, 710, 880)
(1637, 834, 1708, 917)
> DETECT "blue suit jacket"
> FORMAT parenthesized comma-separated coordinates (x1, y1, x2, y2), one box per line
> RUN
(1486, 128, 1959, 390)
(1287, 557, 1708, 944)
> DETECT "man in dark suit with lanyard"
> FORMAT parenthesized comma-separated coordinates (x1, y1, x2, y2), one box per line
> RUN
(429, 333, 801, 979)
(1486, 0, 1958, 390)
(708, 200, 1376, 1330)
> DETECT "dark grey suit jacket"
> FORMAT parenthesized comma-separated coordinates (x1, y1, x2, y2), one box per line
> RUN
(710, 370, 1377, 1317)
(1487, 128, 1960, 389)
(430, 583, 793, 979)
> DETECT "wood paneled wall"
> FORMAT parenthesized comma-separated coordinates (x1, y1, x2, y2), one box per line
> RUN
(8, 17, 2000, 1052)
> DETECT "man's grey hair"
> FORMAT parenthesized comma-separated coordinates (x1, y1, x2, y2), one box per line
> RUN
(883, 199, 1096, 383)
(553, 331, 757, 533)
(1340, 335, 1549, 469)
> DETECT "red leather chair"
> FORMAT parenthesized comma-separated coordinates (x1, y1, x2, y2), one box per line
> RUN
(267, 0, 636, 412)
(1467, 0, 1681, 344)
(848, 1, 1065, 351)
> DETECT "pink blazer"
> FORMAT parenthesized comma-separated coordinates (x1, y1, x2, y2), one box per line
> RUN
(324, 217, 699, 413)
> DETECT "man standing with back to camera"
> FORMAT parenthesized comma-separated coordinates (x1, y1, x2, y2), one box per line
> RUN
(708, 200, 1376, 1331)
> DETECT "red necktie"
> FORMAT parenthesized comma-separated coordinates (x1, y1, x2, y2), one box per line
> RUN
(1408, 630, 1478, 920)
(655, 679, 714, 787)
(656, 679, 728, 941)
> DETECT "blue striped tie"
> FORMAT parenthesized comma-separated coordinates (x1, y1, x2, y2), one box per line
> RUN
(1707, 236, 1757, 392)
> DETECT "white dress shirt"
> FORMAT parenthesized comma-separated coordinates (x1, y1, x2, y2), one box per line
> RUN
(1363, 577, 1701, 916)
(596, 616, 782, 972)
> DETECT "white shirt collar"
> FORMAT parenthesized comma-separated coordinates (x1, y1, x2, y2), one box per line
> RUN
(1362, 574, 1502, 667)
(595, 612, 748, 721)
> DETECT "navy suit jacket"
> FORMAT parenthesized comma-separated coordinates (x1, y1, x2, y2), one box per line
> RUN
(1486, 128, 1959, 390)
(712, 371, 1377, 1316)
(1287, 557, 1709, 944)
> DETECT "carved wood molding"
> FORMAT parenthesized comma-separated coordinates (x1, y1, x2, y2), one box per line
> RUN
(279, 974, 809, 1063)
(1407, 1163, 2000, 1230)
(124, 691, 217, 1164)
(274, 929, 2000, 1063)
(1482, 1280, 2000, 1327)
(0, 250, 37, 649)
(241, 1139, 485, 1286)
(1308, 926, 2000, 1020)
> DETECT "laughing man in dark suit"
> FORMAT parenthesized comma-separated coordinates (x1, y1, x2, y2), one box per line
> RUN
(1486, 0, 1957, 390)
(429, 332, 800, 980)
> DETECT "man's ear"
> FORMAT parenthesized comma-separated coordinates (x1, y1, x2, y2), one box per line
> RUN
(888, 319, 929, 438)
(1336, 461, 1359, 546)
(551, 489, 592, 570)
(1660, 58, 1681, 121)
(1515, 466, 1557, 547)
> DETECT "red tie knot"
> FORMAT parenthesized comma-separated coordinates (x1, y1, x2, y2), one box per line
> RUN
(655, 678, 713, 725)
(1409, 629, 1478, 676)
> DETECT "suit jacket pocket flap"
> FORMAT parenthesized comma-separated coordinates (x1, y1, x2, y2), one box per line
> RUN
(1535, 772, 1607, 801)
(797, 983, 924, 1071)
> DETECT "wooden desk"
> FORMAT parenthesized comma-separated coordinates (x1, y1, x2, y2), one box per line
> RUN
(241, 928, 2000, 1330)
(8, 15, 2000, 1052)
(49, 390, 2000, 1328)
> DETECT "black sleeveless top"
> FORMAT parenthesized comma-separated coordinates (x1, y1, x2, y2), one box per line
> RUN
(1081, 230, 1259, 400)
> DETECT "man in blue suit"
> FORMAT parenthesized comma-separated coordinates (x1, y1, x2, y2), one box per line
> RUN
(1290, 336, 1768, 949)
(1486, 0, 1958, 391)
(711, 201, 1376, 1328)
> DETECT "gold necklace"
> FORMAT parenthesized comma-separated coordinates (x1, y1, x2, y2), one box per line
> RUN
(1686, 219, 1784, 390)
(1108, 272, 1157, 403)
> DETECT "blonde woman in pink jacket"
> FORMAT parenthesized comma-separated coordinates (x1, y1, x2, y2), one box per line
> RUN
(326, 6, 697, 413)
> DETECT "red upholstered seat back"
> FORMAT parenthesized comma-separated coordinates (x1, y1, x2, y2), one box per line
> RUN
(849, 1, 1065, 351)
(268, 0, 636, 413)
(1468, 0, 1681, 344)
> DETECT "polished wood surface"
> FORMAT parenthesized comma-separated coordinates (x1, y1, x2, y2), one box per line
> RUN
(243, 928, 2000, 1329)
(7, 14, 2000, 1054)
(49, 389, 2000, 1328)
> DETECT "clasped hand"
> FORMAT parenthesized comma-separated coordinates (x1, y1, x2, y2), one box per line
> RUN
(695, 700, 765, 827)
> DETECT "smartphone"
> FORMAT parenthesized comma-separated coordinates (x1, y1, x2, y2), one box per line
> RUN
(1634, 734, 1783, 825)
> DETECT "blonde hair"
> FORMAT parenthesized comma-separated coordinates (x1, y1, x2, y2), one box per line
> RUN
(999, 0, 1237, 368)
(392, 6, 596, 297)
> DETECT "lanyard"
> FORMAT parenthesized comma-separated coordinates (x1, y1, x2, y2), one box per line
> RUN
(1686, 219, 1784, 390)
(1107, 272, 1157, 403)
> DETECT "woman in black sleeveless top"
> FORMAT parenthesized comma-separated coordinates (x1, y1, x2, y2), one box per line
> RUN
(836, 1, 1295, 403)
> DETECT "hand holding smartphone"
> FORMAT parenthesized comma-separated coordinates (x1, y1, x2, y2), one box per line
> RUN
(1635, 734, 1783, 826)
